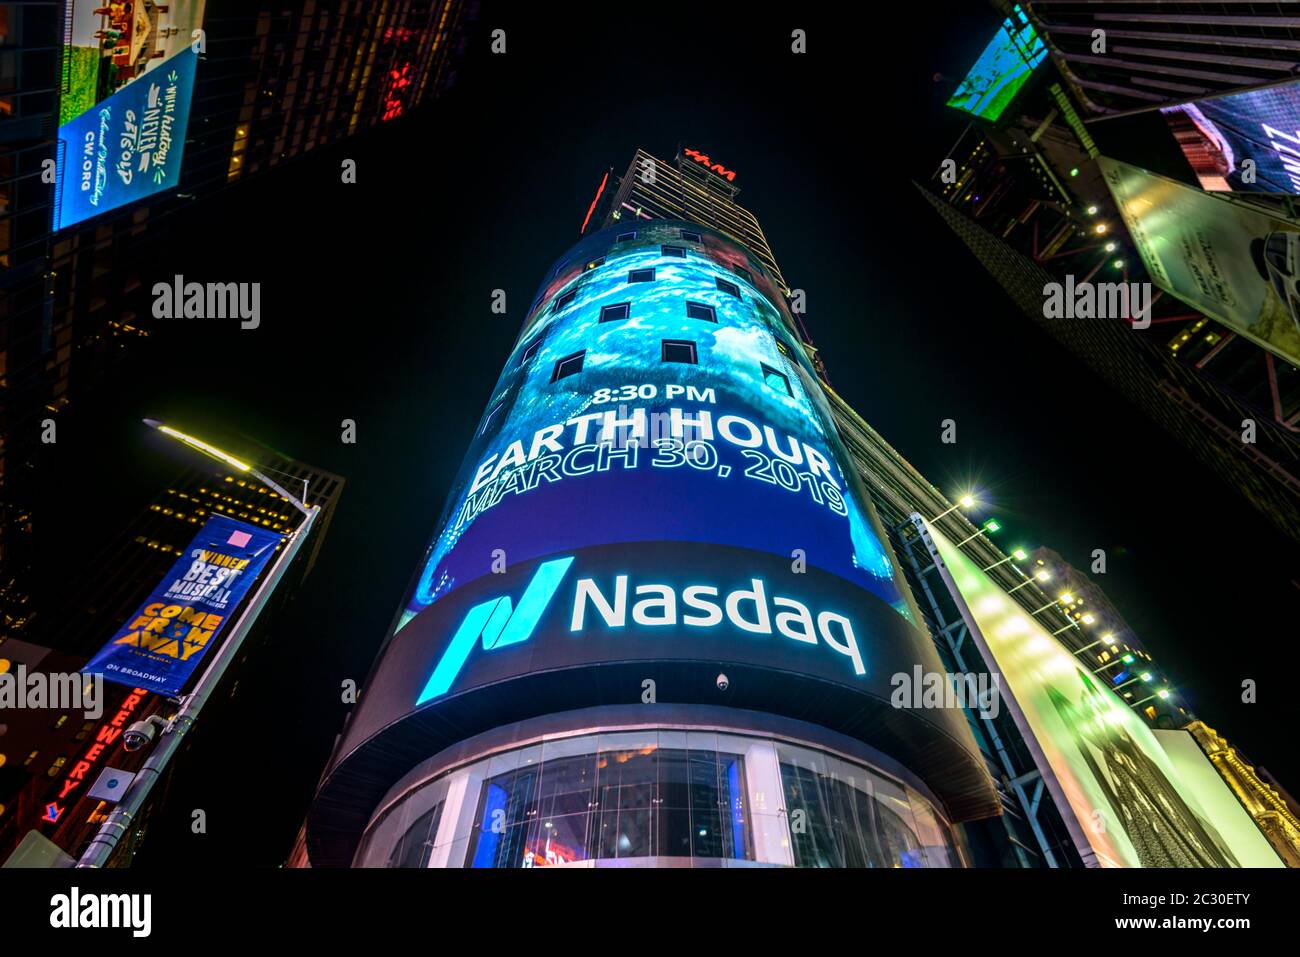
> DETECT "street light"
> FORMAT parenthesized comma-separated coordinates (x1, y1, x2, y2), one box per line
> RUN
(1029, 593, 1072, 616)
(1130, 688, 1171, 708)
(982, 547, 1028, 573)
(954, 518, 1002, 548)
(929, 493, 975, 523)
(1005, 567, 1051, 595)
(144, 419, 311, 516)
(78, 422, 321, 868)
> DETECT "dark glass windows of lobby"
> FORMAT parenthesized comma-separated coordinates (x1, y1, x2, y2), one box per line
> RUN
(466, 739, 753, 867)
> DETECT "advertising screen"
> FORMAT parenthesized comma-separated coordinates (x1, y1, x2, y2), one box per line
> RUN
(1100, 156, 1300, 368)
(309, 224, 1000, 864)
(1161, 81, 1300, 194)
(1152, 729, 1282, 866)
(923, 520, 1281, 868)
(397, 232, 909, 636)
(945, 4, 1047, 122)
(82, 513, 282, 696)
(53, 2, 207, 230)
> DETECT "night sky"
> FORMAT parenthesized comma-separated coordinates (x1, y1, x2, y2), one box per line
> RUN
(33, 3, 1298, 865)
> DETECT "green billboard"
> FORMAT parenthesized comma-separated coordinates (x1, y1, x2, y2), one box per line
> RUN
(921, 519, 1282, 868)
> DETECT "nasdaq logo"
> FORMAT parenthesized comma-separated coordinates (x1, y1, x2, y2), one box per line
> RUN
(416, 557, 575, 704)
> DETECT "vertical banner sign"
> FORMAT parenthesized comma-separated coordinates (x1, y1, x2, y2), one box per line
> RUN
(82, 515, 282, 696)
(53, 2, 208, 230)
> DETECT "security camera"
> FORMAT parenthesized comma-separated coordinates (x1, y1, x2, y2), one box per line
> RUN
(123, 715, 168, 752)
(716, 673, 729, 692)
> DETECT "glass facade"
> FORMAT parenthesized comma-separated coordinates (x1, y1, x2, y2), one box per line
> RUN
(356, 728, 960, 868)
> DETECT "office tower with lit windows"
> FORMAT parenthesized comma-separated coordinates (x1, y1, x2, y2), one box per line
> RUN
(1, 0, 472, 639)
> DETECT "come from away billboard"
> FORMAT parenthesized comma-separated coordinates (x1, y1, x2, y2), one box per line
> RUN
(82, 514, 281, 696)
(53, 2, 207, 230)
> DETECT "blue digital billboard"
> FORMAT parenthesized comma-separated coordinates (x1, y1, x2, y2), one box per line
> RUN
(53, 3, 207, 230)
(309, 223, 1000, 864)
(1162, 80, 1300, 193)
(945, 5, 1047, 122)
(81, 513, 282, 696)
(398, 228, 909, 637)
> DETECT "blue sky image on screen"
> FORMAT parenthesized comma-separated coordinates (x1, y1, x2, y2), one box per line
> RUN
(396, 238, 908, 632)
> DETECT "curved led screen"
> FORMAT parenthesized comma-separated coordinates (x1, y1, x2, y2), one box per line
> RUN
(309, 222, 997, 865)
(399, 226, 906, 632)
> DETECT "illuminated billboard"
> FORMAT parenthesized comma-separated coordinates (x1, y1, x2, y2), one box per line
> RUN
(946, 4, 1047, 122)
(1153, 728, 1282, 866)
(53, 2, 207, 230)
(920, 519, 1283, 868)
(1162, 81, 1300, 193)
(308, 222, 999, 864)
(82, 514, 281, 696)
(1100, 156, 1300, 368)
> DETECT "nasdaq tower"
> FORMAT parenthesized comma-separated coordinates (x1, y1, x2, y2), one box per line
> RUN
(304, 150, 1000, 868)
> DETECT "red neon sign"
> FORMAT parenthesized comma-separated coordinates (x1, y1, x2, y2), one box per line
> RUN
(683, 148, 736, 182)
(46, 688, 149, 822)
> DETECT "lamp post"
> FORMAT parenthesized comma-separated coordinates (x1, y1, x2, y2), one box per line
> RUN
(983, 548, 1028, 573)
(928, 493, 975, 524)
(76, 422, 319, 868)
(1005, 568, 1051, 596)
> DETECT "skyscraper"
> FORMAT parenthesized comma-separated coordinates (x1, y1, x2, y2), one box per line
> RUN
(303, 148, 1001, 868)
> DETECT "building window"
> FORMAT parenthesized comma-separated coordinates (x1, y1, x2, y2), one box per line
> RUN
(774, 339, 791, 358)
(552, 351, 586, 382)
(553, 259, 570, 277)
(681, 229, 702, 242)
(553, 289, 577, 313)
(715, 278, 740, 298)
(733, 265, 752, 284)
(662, 340, 698, 364)
(520, 338, 543, 365)
(685, 301, 716, 323)
(616, 231, 637, 242)
(761, 362, 791, 395)
(389, 801, 446, 869)
(600, 302, 630, 323)
(586, 257, 605, 271)
(661, 245, 685, 258)
(628, 268, 655, 284)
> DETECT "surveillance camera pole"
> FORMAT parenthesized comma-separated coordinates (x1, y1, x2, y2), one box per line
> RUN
(75, 505, 319, 868)
(75, 420, 320, 867)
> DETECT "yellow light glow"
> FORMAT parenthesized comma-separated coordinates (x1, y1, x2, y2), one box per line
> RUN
(1060, 593, 1074, 604)
(158, 425, 251, 472)
(1034, 570, 1051, 581)
(959, 494, 975, 508)
(1081, 613, 1096, 624)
